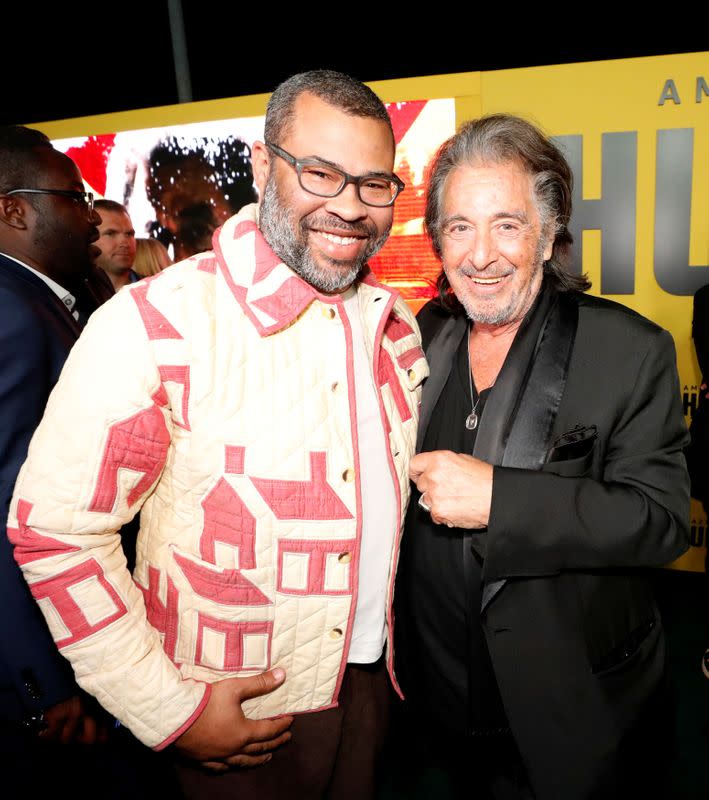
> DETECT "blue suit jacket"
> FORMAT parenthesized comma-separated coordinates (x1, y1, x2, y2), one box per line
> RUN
(0, 253, 83, 723)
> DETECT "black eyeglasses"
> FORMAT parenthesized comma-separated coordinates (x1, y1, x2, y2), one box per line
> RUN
(6, 188, 94, 214)
(266, 141, 404, 208)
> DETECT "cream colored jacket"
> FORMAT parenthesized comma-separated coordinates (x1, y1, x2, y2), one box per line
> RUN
(9, 205, 427, 749)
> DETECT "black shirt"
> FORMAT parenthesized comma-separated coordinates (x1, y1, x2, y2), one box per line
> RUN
(397, 329, 508, 735)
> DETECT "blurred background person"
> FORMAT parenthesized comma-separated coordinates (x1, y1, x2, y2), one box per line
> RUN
(133, 237, 172, 278)
(93, 199, 138, 290)
(174, 201, 218, 259)
(146, 134, 256, 257)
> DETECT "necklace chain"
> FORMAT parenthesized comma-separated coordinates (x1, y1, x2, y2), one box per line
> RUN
(465, 326, 481, 431)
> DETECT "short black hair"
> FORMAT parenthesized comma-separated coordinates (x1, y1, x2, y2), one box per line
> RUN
(0, 125, 53, 195)
(265, 70, 393, 147)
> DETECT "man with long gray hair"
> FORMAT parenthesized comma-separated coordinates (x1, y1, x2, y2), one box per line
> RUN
(393, 114, 689, 799)
(9, 71, 425, 798)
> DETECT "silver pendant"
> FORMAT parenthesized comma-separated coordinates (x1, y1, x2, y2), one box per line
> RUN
(465, 412, 478, 431)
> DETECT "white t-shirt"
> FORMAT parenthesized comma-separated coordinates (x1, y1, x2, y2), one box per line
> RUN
(341, 290, 398, 663)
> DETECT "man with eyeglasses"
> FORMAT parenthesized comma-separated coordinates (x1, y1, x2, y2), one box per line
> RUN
(0, 125, 117, 792)
(9, 71, 426, 798)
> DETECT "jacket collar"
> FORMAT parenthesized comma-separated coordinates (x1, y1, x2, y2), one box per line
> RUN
(212, 203, 394, 337)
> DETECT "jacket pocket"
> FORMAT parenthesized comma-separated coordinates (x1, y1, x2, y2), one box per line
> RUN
(166, 545, 275, 673)
(544, 425, 597, 477)
(546, 424, 597, 462)
(542, 446, 595, 477)
(592, 618, 659, 677)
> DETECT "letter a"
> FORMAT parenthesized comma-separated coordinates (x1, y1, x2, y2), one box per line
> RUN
(658, 79, 681, 106)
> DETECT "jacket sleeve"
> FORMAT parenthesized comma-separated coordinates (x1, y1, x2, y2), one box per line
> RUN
(8, 288, 209, 749)
(484, 327, 690, 579)
(0, 293, 77, 719)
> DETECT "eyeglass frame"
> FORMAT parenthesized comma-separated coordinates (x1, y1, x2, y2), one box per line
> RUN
(5, 188, 95, 215)
(265, 141, 404, 208)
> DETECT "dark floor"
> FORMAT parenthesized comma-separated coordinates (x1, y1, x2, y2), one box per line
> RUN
(654, 569, 709, 799)
(379, 568, 709, 800)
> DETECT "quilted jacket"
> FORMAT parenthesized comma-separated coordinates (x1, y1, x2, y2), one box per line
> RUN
(8, 204, 427, 749)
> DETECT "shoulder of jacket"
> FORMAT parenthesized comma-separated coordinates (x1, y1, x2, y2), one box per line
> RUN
(572, 291, 665, 339)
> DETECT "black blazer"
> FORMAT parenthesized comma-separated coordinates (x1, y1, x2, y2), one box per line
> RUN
(0, 253, 83, 723)
(402, 282, 690, 799)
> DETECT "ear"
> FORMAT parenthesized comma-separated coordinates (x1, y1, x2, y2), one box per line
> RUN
(0, 195, 29, 230)
(541, 221, 555, 262)
(250, 140, 271, 199)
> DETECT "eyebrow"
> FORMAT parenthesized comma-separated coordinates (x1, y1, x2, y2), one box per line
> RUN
(301, 154, 394, 180)
(442, 210, 531, 226)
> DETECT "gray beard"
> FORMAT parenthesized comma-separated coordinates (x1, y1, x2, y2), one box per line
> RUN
(258, 176, 390, 293)
(450, 243, 547, 326)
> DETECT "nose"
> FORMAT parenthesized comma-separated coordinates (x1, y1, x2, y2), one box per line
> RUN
(323, 181, 368, 222)
(91, 208, 102, 225)
(468, 227, 497, 271)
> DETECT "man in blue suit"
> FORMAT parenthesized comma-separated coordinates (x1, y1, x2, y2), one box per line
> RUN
(0, 126, 111, 770)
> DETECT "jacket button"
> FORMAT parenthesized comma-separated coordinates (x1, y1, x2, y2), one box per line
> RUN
(331, 381, 339, 392)
(338, 552, 352, 564)
(407, 368, 416, 382)
(342, 468, 354, 483)
(323, 306, 336, 320)
(330, 628, 343, 639)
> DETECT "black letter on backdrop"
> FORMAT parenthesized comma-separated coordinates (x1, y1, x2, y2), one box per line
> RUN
(556, 133, 637, 294)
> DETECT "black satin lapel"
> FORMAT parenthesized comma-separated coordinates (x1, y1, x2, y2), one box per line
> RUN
(480, 289, 579, 611)
(502, 293, 578, 469)
(417, 313, 468, 452)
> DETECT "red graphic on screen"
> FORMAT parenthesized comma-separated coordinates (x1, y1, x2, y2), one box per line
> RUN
(65, 135, 115, 197)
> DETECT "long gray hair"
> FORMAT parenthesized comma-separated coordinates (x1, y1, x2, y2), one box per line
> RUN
(425, 114, 590, 310)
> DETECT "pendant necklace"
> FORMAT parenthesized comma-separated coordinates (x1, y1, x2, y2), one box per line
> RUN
(465, 325, 481, 431)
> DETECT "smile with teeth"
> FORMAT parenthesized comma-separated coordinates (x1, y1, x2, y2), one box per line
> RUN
(315, 231, 364, 246)
(472, 276, 504, 284)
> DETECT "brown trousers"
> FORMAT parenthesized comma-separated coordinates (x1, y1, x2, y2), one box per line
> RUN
(175, 658, 391, 800)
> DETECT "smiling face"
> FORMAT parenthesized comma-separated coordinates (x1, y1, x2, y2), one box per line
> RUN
(440, 160, 553, 328)
(252, 92, 395, 294)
